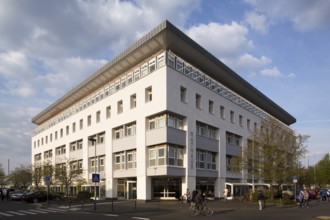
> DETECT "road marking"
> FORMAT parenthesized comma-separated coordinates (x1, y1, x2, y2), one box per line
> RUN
(7, 211, 26, 216)
(18, 210, 38, 215)
(132, 217, 150, 220)
(0, 212, 14, 217)
(105, 214, 119, 217)
(28, 209, 48, 214)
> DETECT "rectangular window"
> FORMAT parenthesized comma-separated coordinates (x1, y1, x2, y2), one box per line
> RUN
(60, 129, 63, 137)
(66, 126, 69, 135)
(130, 94, 137, 109)
(149, 149, 156, 166)
(247, 119, 251, 130)
(87, 115, 91, 126)
(168, 52, 175, 68)
(96, 111, 101, 123)
(134, 68, 140, 81)
(106, 106, 111, 119)
(80, 119, 83, 130)
(149, 58, 156, 73)
(145, 87, 152, 102)
(220, 106, 225, 119)
(72, 122, 76, 133)
(158, 148, 165, 166)
(196, 94, 201, 109)
(125, 123, 136, 136)
(157, 53, 165, 68)
(141, 63, 148, 77)
(180, 86, 187, 103)
(230, 111, 234, 123)
(239, 115, 243, 127)
(209, 100, 214, 114)
(168, 147, 176, 165)
(117, 100, 123, 114)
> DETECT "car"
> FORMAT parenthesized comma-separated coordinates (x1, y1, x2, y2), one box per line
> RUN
(23, 190, 61, 203)
(10, 190, 29, 201)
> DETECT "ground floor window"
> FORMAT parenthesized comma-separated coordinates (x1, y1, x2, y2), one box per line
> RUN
(152, 177, 182, 199)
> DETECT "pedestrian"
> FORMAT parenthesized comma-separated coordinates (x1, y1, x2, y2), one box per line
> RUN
(303, 189, 309, 208)
(0, 189, 3, 201)
(223, 188, 228, 201)
(184, 188, 191, 203)
(194, 190, 204, 211)
(258, 191, 264, 210)
(298, 190, 304, 207)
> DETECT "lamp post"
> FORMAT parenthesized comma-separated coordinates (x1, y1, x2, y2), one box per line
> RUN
(89, 137, 97, 210)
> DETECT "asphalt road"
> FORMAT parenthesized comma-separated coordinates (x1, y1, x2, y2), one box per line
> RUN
(1, 198, 329, 220)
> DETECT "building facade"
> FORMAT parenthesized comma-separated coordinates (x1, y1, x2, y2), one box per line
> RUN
(31, 20, 296, 200)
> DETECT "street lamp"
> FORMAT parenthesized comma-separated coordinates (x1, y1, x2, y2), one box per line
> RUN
(89, 137, 97, 210)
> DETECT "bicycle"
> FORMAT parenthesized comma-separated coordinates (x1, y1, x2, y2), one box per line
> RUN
(190, 200, 213, 216)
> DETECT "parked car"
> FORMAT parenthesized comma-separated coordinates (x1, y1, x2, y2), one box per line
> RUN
(23, 190, 61, 203)
(10, 190, 29, 201)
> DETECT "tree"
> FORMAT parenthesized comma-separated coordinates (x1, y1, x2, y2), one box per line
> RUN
(8, 164, 32, 189)
(316, 153, 330, 185)
(0, 163, 6, 188)
(54, 159, 83, 198)
(239, 117, 309, 200)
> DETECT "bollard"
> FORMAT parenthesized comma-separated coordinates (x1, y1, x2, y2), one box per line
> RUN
(81, 200, 84, 209)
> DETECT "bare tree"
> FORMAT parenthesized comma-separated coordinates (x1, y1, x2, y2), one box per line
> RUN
(54, 158, 83, 198)
(239, 117, 308, 200)
(8, 164, 32, 189)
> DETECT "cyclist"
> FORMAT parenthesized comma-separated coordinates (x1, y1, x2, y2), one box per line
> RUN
(194, 190, 204, 211)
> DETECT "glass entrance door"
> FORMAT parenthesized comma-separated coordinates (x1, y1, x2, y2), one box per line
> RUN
(126, 181, 137, 199)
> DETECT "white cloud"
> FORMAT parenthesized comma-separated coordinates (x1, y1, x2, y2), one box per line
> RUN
(223, 53, 271, 73)
(244, 11, 268, 34)
(186, 22, 253, 58)
(244, 0, 330, 31)
(260, 67, 282, 77)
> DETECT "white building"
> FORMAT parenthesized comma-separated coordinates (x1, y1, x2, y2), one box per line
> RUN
(31, 20, 296, 201)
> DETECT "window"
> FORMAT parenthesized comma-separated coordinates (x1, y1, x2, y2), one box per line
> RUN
(157, 53, 165, 67)
(196, 150, 216, 170)
(220, 106, 225, 119)
(117, 100, 123, 114)
(125, 123, 136, 136)
(196, 121, 217, 139)
(145, 87, 152, 102)
(114, 126, 124, 139)
(80, 119, 83, 130)
(147, 113, 184, 130)
(60, 129, 63, 137)
(209, 100, 214, 114)
(72, 122, 76, 133)
(196, 94, 201, 109)
(180, 86, 187, 103)
(141, 63, 148, 77)
(149, 58, 156, 73)
(106, 106, 111, 119)
(77, 140, 83, 150)
(230, 111, 234, 123)
(176, 58, 183, 73)
(168, 52, 175, 68)
(239, 115, 243, 127)
(148, 145, 184, 167)
(247, 119, 251, 130)
(96, 111, 100, 123)
(130, 94, 137, 109)
(66, 126, 69, 135)
(127, 151, 136, 169)
(87, 115, 91, 126)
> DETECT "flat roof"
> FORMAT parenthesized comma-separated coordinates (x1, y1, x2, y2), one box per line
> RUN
(32, 20, 296, 126)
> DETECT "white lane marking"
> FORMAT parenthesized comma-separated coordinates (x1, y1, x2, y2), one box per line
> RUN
(7, 211, 26, 216)
(132, 218, 150, 220)
(0, 212, 14, 217)
(104, 214, 119, 217)
(18, 210, 38, 215)
(28, 209, 48, 214)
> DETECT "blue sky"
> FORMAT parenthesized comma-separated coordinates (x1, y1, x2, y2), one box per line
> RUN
(0, 0, 329, 173)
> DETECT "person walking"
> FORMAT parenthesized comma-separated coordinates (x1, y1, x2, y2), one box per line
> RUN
(303, 189, 309, 208)
(184, 188, 191, 203)
(258, 191, 265, 210)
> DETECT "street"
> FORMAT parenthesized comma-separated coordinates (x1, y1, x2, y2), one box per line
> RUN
(0, 199, 329, 220)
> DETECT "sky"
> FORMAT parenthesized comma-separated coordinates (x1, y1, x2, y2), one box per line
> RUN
(0, 0, 329, 174)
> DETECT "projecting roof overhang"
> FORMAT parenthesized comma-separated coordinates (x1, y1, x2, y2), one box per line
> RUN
(32, 20, 296, 126)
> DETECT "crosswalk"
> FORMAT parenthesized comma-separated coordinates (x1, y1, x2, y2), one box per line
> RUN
(0, 207, 71, 217)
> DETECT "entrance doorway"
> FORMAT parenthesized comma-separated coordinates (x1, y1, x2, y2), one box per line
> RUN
(152, 177, 182, 200)
(126, 181, 137, 199)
